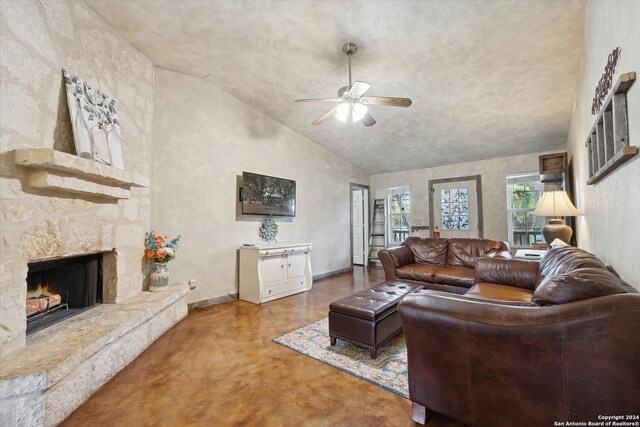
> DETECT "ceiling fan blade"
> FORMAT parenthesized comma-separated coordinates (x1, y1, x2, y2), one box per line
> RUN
(348, 81, 372, 98)
(295, 98, 343, 103)
(312, 107, 337, 125)
(363, 96, 412, 107)
(361, 112, 376, 127)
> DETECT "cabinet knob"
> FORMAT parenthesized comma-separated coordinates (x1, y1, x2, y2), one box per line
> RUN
(281, 265, 284, 269)
(289, 263, 291, 267)
(269, 290, 272, 294)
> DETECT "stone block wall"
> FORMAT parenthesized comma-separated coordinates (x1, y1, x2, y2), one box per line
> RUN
(0, 0, 154, 355)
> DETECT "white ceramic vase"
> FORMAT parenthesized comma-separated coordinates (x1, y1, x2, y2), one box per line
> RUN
(149, 262, 170, 291)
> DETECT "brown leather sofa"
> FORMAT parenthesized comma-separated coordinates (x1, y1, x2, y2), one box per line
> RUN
(398, 246, 640, 426)
(378, 237, 512, 294)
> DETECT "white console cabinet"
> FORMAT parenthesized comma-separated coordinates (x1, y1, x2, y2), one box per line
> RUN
(239, 243, 312, 304)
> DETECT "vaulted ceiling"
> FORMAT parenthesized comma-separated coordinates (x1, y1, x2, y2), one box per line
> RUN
(86, 0, 585, 174)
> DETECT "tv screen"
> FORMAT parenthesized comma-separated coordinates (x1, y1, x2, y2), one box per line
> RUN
(242, 172, 296, 217)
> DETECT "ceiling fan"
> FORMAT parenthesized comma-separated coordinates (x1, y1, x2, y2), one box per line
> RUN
(295, 43, 412, 127)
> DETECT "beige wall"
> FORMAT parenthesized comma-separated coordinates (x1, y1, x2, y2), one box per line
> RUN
(370, 151, 562, 243)
(567, 0, 640, 287)
(0, 0, 154, 354)
(151, 68, 369, 305)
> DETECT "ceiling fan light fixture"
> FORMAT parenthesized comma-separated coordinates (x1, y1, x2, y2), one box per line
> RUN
(352, 103, 367, 122)
(336, 102, 350, 121)
(295, 42, 412, 126)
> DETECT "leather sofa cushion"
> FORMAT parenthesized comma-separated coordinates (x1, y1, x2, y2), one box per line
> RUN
(475, 257, 539, 290)
(329, 281, 422, 321)
(537, 246, 606, 287)
(404, 237, 448, 266)
(396, 264, 438, 282)
(532, 267, 629, 306)
(447, 238, 501, 268)
(433, 266, 475, 288)
(466, 283, 534, 303)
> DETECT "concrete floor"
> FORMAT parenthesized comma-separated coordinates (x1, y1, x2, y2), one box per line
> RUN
(62, 267, 464, 426)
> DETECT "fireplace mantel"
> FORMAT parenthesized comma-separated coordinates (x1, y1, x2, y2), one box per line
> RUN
(13, 149, 149, 200)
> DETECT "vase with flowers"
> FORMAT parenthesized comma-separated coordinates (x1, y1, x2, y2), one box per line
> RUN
(144, 231, 181, 291)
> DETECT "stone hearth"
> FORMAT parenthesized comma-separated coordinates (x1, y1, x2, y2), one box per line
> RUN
(0, 285, 188, 426)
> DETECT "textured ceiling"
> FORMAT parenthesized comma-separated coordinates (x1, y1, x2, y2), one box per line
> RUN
(86, 0, 585, 174)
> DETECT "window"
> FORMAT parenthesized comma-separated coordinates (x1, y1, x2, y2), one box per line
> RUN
(507, 173, 544, 247)
(440, 188, 470, 230)
(387, 186, 411, 244)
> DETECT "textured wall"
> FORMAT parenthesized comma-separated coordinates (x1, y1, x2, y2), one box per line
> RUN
(151, 68, 369, 305)
(370, 151, 562, 243)
(0, 0, 154, 354)
(566, 1, 640, 288)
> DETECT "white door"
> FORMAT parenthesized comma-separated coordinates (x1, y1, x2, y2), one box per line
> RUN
(352, 188, 368, 265)
(432, 180, 480, 238)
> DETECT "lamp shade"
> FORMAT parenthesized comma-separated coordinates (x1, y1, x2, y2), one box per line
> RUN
(532, 190, 581, 217)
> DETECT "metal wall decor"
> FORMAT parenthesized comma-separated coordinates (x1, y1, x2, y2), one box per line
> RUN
(259, 218, 278, 242)
(591, 47, 621, 115)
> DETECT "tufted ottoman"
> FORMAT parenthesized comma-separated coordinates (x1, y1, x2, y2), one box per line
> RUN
(328, 281, 422, 359)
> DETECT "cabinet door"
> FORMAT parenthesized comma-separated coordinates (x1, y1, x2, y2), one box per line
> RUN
(260, 255, 286, 284)
(287, 252, 306, 278)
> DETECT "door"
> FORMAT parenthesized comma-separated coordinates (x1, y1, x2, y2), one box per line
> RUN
(429, 176, 483, 239)
(351, 187, 368, 265)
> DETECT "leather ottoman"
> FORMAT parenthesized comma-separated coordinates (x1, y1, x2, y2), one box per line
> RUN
(328, 281, 422, 358)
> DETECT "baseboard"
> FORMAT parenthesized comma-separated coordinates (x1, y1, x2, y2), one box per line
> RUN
(313, 266, 353, 281)
(188, 293, 239, 310)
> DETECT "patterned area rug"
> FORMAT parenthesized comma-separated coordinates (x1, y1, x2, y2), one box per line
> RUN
(273, 317, 408, 398)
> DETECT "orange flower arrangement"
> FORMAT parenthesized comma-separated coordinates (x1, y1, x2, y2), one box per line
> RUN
(144, 231, 181, 263)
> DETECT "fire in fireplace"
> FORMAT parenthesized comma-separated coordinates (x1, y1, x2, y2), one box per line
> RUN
(26, 252, 104, 335)
(26, 283, 63, 317)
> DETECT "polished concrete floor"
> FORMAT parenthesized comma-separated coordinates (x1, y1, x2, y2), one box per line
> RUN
(62, 267, 464, 426)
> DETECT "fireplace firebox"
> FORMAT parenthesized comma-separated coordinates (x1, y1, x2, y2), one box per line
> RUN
(26, 253, 103, 335)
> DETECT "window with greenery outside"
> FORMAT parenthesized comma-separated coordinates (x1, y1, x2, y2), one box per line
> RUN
(388, 187, 410, 244)
(507, 175, 543, 247)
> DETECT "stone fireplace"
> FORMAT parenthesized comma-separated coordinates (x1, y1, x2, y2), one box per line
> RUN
(0, 3, 189, 425)
(0, 149, 189, 427)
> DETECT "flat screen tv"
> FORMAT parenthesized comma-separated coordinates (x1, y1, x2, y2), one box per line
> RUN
(242, 172, 296, 217)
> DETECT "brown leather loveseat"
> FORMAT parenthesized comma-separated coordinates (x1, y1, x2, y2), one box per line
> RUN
(398, 246, 640, 426)
(378, 237, 512, 294)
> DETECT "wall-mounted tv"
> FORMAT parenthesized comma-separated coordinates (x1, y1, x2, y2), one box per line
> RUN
(242, 172, 296, 217)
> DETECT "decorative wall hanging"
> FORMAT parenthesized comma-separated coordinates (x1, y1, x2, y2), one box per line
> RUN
(591, 47, 620, 115)
(259, 218, 278, 242)
(585, 71, 637, 185)
(63, 69, 126, 169)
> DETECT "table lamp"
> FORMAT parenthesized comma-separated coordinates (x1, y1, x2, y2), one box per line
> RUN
(532, 190, 581, 246)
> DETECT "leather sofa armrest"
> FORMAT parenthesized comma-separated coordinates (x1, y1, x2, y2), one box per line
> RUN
(398, 290, 640, 328)
(475, 257, 538, 290)
(378, 245, 414, 281)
